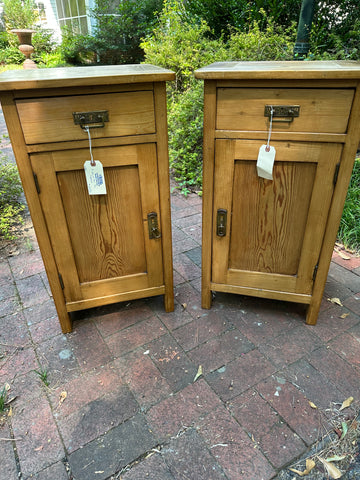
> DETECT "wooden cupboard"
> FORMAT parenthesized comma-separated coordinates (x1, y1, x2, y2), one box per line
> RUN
(195, 61, 360, 325)
(0, 65, 175, 333)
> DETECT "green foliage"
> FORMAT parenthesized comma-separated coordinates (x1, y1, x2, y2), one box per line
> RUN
(141, 0, 229, 91)
(34, 367, 49, 387)
(338, 157, 360, 252)
(2, 0, 38, 30)
(167, 80, 204, 194)
(60, 0, 163, 65)
(0, 155, 25, 240)
(227, 17, 296, 61)
(58, 28, 95, 65)
(37, 50, 70, 69)
(0, 386, 7, 412)
(185, 0, 301, 38)
(0, 45, 24, 65)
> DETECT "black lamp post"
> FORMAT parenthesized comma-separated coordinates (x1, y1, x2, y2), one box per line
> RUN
(294, 0, 316, 60)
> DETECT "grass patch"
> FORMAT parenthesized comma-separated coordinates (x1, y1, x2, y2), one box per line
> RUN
(338, 156, 360, 253)
(34, 367, 50, 387)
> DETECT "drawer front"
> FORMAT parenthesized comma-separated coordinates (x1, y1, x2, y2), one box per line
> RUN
(216, 88, 354, 134)
(16, 90, 156, 144)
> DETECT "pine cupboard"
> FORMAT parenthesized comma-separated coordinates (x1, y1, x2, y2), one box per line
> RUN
(195, 61, 360, 325)
(0, 65, 175, 333)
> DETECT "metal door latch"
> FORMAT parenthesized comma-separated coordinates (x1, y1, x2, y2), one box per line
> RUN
(216, 209, 227, 237)
(148, 212, 161, 239)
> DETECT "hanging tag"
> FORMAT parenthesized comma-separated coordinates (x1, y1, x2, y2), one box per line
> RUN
(257, 145, 276, 180)
(84, 160, 107, 195)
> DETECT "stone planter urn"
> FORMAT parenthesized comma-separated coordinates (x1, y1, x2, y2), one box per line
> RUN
(11, 29, 37, 69)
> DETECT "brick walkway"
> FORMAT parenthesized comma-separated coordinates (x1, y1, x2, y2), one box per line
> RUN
(1, 116, 360, 479)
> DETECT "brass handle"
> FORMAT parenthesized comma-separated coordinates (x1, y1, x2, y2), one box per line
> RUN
(264, 105, 300, 123)
(216, 209, 227, 237)
(73, 110, 109, 129)
(148, 212, 161, 239)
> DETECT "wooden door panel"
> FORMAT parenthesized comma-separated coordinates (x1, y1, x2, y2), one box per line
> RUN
(31, 143, 163, 304)
(229, 160, 316, 275)
(58, 166, 146, 283)
(212, 139, 341, 295)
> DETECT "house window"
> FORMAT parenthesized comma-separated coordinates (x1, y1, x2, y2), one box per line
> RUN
(35, 2, 47, 23)
(56, 0, 89, 34)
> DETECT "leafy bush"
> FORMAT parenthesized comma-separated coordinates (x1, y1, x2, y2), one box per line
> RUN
(167, 80, 204, 194)
(60, 0, 163, 65)
(141, 0, 229, 92)
(227, 17, 296, 60)
(2, 0, 38, 30)
(184, 0, 300, 39)
(0, 155, 24, 240)
(338, 157, 360, 251)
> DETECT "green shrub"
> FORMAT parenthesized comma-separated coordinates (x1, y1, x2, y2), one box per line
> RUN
(60, 0, 163, 66)
(338, 157, 360, 252)
(2, 0, 38, 30)
(141, 0, 229, 92)
(37, 50, 70, 68)
(227, 17, 296, 60)
(167, 80, 204, 194)
(0, 156, 24, 240)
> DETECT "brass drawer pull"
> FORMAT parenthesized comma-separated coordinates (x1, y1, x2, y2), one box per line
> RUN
(264, 105, 300, 123)
(73, 110, 109, 129)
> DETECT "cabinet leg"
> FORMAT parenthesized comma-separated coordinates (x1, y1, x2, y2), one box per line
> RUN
(58, 309, 72, 333)
(201, 287, 212, 309)
(54, 302, 72, 333)
(164, 291, 174, 312)
(305, 299, 321, 326)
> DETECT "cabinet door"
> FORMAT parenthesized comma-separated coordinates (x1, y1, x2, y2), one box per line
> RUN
(31, 143, 163, 310)
(212, 139, 342, 299)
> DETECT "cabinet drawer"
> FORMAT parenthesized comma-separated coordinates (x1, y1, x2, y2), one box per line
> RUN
(16, 90, 156, 144)
(216, 88, 354, 134)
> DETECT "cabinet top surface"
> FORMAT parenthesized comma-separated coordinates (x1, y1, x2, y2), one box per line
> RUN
(195, 61, 360, 80)
(0, 64, 175, 91)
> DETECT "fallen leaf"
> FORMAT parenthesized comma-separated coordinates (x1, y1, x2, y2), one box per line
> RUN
(7, 406, 12, 417)
(318, 457, 342, 479)
(326, 455, 346, 462)
(309, 401, 317, 409)
(289, 459, 315, 476)
(5, 383, 10, 392)
(57, 391, 67, 408)
(328, 297, 343, 307)
(34, 446, 43, 452)
(193, 365, 203, 382)
(340, 421, 348, 440)
(339, 396, 353, 411)
(340, 312, 350, 319)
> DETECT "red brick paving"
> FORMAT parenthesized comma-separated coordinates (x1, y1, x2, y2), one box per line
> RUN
(1, 131, 360, 478)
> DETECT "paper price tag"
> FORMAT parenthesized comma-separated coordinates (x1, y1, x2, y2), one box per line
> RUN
(84, 161, 107, 195)
(257, 145, 276, 180)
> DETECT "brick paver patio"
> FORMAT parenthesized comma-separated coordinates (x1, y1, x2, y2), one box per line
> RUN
(1, 107, 360, 479)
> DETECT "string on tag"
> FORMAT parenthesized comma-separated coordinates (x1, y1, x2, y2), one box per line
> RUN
(266, 106, 274, 152)
(85, 126, 96, 166)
